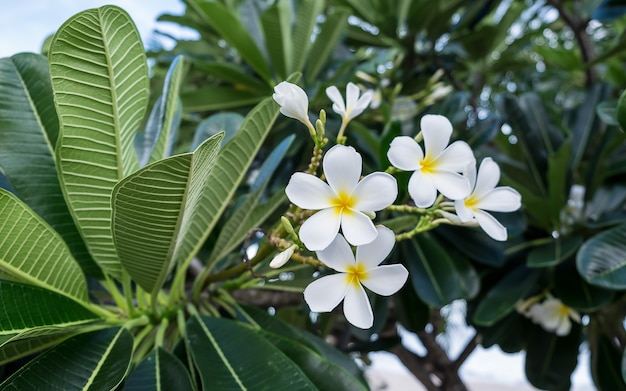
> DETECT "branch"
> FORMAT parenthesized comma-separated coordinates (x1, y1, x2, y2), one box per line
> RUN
(389, 344, 441, 391)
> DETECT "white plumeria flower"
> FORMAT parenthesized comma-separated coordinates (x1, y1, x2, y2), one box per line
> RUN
(285, 144, 397, 251)
(269, 245, 297, 269)
(527, 298, 581, 336)
(304, 226, 408, 329)
(272, 81, 315, 130)
(454, 157, 521, 241)
(387, 115, 475, 208)
(326, 82, 374, 123)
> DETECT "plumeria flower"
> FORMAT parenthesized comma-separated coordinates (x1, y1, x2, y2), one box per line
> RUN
(269, 244, 297, 269)
(527, 298, 581, 336)
(326, 82, 374, 124)
(303, 226, 408, 329)
(285, 144, 397, 251)
(454, 158, 521, 241)
(273, 81, 315, 134)
(387, 115, 475, 208)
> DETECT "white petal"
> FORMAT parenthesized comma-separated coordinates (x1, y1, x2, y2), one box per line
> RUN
(273, 82, 310, 124)
(341, 210, 378, 246)
(463, 161, 477, 189)
(431, 171, 471, 200)
(454, 199, 476, 222)
(269, 246, 296, 268)
(316, 233, 355, 273)
(326, 85, 346, 115)
(361, 264, 408, 296)
(303, 274, 349, 312)
(351, 172, 398, 211)
(474, 209, 507, 241)
(356, 226, 396, 269)
(299, 208, 341, 251)
(421, 115, 452, 157)
(349, 90, 373, 120)
(555, 317, 572, 336)
(345, 82, 360, 111)
(473, 158, 500, 198)
(478, 187, 522, 212)
(408, 171, 437, 208)
(436, 141, 475, 172)
(387, 137, 422, 171)
(343, 283, 373, 329)
(323, 145, 362, 193)
(285, 173, 335, 210)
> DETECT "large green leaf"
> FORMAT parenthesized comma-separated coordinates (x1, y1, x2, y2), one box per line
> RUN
(0, 332, 75, 366)
(577, 223, 626, 289)
(591, 333, 626, 391)
(0, 280, 98, 344)
(181, 86, 266, 112)
(525, 324, 581, 390)
(140, 55, 185, 166)
(0, 327, 133, 391)
(112, 134, 223, 293)
(291, 0, 324, 72)
(187, 315, 316, 390)
(261, 0, 293, 79)
(527, 235, 582, 268)
(50, 5, 149, 279)
(554, 264, 615, 312)
(472, 266, 539, 326)
(305, 7, 350, 84)
(192, 1, 271, 82)
(0, 53, 98, 276)
(0, 189, 89, 302)
(403, 234, 479, 307)
(123, 347, 195, 391)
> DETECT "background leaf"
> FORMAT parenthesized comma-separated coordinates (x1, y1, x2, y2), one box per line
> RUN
(123, 347, 195, 391)
(577, 223, 626, 289)
(50, 5, 149, 279)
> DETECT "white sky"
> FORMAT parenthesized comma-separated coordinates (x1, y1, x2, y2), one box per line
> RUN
(0, 0, 190, 58)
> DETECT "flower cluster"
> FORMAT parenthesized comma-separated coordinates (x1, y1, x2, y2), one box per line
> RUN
(271, 81, 522, 329)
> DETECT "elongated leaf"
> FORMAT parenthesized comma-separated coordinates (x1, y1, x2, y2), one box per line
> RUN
(113, 134, 223, 293)
(577, 223, 626, 289)
(305, 7, 350, 84)
(527, 235, 582, 268)
(403, 234, 478, 307)
(591, 333, 626, 391)
(292, 0, 324, 72)
(0, 189, 88, 302)
(554, 264, 614, 312)
(261, 0, 293, 79)
(123, 347, 195, 391)
(141, 55, 185, 166)
(193, 1, 271, 82)
(0, 53, 98, 276)
(50, 6, 149, 279)
(181, 86, 266, 112)
(618, 88, 626, 132)
(473, 266, 539, 326)
(525, 324, 581, 390)
(191, 112, 244, 151)
(187, 315, 316, 390)
(0, 332, 75, 366)
(0, 327, 133, 391)
(547, 140, 571, 226)
(194, 61, 269, 92)
(0, 280, 98, 342)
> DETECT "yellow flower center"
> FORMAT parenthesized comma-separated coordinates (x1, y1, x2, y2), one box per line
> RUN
(331, 190, 356, 215)
(557, 303, 571, 317)
(345, 262, 368, 287)
(419, 155, 437, 174)
(464, 194, 479, 210)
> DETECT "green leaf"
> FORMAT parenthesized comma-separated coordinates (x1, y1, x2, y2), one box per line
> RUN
(0, 280, 98, 343)
(577, 223, 626, 289)
(0, 53, 98, 276)
(123, 347, 195, 391)
(112, 134, 223, 293)
(194, 61, 269, 92)
(403, 233, 478, 307)
(141, 55, 185, 166)
(591, 333, 626, 391)
(527, 235, 582, 268)
(0, 327, 133, 391)
(473, 266, 539, 326)
(191, 112, 244, 151)
(305, 7, 350, 84)
(186, 315, 316, 390)
(291, 0, 324, 72)
(547, 140, 571, 226)
(597, 100, 619, 126)
(181, 86, 266, 112)
(436, 225, 505, 267)
(0, 189, 89, 302)
(192, 1, 271, 82)
(50, 5, 150, 279)
(0, 332, 75, 366)
(617, 87, 626, 132)
(554, 264, 614, 312)
(261, 0, 293, 79)
(525, 324, 581, 390)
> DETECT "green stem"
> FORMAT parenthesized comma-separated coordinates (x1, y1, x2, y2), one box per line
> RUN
(154, 318, 169, 348)
(122, 272, 137, 317)
(395, 216, 441, 241)
(102, 275, 127, 313)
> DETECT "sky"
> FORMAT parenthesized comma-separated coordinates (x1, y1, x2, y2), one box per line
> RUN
(0, 2, 596, 390)
(0, 0, 190, 58)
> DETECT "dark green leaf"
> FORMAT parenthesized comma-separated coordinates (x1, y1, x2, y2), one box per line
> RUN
(305, 7, 350, 84)
(527, 235, 582, 268)
(577, 223, 626, 289)
(617, 88, 626, 132)
(590, 333, 626, 390)
(181, 86, 266, 112)
(0, 328, 132, 391)
(261, 0, 293, 79)
(554, 264, 614, 312)
(186, 315, 316, 390)
(123, 347, 195, 391)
